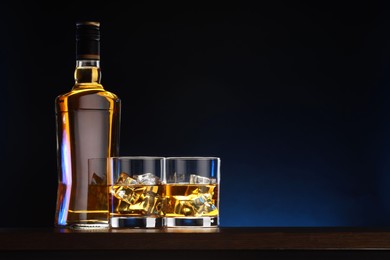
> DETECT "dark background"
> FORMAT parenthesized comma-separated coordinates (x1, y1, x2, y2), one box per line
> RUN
(1, 1, 390, 227)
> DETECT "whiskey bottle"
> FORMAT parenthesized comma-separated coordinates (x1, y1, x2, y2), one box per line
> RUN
(54, 21, 121, 229)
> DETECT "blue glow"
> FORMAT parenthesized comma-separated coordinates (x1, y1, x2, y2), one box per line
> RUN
(210, 160, 215, 178)
(58, 127, 72, 226)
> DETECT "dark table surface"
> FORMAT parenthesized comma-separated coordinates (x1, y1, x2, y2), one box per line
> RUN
(2, 227, 390, 259)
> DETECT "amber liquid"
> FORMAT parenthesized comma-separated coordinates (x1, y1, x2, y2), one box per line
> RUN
(164, 184, 219, 217)
(55, 65, 121, 228)
(60, 183, 109, 224)
(109, 184, 165, 217)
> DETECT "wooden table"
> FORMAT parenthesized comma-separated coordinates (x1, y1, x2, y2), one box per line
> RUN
(1, 227, 390, 259)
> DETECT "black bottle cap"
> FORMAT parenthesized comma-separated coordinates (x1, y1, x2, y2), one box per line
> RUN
(76, 21, 100, 60)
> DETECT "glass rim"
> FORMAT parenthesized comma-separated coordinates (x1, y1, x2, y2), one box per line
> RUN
(108, 156, 166, 160)
(166, 156, 220, 160)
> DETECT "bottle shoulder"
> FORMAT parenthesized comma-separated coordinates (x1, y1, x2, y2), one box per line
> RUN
(99, 89, 121, 101)
(55, 85, 120, 111)
(56, 85, 120, 100)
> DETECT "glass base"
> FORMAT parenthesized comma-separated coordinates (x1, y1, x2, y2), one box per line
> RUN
(164, 217, 219, 228)
(110, 217, 163, 228)
(68, 223, 109, 230)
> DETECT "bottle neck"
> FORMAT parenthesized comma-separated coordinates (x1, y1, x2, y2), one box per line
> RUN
(74, 59, 102, 86)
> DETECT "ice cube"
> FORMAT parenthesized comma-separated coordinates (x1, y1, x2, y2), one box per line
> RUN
(111, 186, 143, 205)
(196, 202, 218, 215)
(170, 193, 218, 216)
(189, 174, 216, 184)
(141, 190, 163, 215)
(136, 172, 161, 185)
(116, 172, 138, 185)
(173, 199, 195, 216)
(112, 185, 164, 216)
(191, 193, 217, 215)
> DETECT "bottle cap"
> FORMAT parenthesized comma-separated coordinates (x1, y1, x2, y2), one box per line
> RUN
(76, 21, 100, 60)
